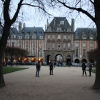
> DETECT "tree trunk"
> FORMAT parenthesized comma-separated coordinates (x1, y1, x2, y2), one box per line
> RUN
(0, 24, 10, 88)
(0, 54, 5, 87)
(92, 0, 100, 90)
(93, 24, 100, 90)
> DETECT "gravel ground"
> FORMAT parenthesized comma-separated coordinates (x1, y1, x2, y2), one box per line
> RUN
(0, 65, 100, 100)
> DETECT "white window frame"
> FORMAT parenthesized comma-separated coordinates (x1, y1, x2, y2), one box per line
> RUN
(48, 35, 50, 39)
(58, 35, 61, 39)
(63, 34, 66, 39)
(25, 34, 29, 39)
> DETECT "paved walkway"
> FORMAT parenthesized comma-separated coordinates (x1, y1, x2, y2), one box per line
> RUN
(0, 65, 100, 100)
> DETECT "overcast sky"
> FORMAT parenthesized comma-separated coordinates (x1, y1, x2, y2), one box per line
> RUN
(20, 4, 95, 31)
(0, 0, 96, 31)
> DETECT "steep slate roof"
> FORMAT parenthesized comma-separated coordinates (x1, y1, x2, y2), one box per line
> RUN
(10, 27, 18, 35)
(74, 28, 97, 40)
(0, 27, 18, 35)
(46, 17, 71, 32)
(18, 27, 44, 39)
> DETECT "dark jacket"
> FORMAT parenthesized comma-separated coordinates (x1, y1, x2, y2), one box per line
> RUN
(36, 63, 40, 71)
(82, 63, 86, 70)
(49, 62, 53, 70)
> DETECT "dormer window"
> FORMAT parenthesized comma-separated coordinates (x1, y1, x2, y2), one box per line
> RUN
(67, 28, 71, 32)
(32, 34, 36, 39)
(40, 36, 43, 39)
(25, 34, 29, 39)
(57, 27, 61, 31)
(47, 26, 51, 32)
(60, 21, 64, 25)
(89, 35, 94, 39)
(19, 36, 22, 39)
(82, 33, 87, 39)
(11, 35, 16, 39)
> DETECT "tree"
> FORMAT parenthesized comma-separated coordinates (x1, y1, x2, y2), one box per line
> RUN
(0, 0, 47, 87)
(5, 46, 28, 66)
(87, 49, 98, 63)
(50, 0, 100, 90)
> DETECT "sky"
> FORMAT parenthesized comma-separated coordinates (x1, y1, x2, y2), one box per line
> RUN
(0, 0, 96, 31)
(19, 4, 95, 31)
(16, 0, 95, 31)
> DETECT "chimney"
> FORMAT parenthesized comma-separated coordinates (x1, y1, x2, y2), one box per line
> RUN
(18, 22, 22, 32)
(23, 23, 26, 28)
(71, 19, 75, 32)
(47, 19, 49, 27)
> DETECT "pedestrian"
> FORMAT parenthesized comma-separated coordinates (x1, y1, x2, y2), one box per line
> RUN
(49, 61, 54, 75)
(89, 62, 93, 76)
(81, 62, 87, 76)
(35, 61, 41, 77)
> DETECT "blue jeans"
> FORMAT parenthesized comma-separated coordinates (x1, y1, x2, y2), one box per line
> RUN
(36, 70, 40, 77)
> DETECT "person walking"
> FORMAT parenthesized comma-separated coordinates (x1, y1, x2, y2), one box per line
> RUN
(81, 62, 87, 76)
(49, 61, 54, 75)
(89, 62, 93, 76)
(35, 61, 41, 77)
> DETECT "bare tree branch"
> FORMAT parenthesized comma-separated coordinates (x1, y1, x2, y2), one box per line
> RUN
(22, 3, 51, 16)
(10, 0, 24, 25)
(56, 0, 95, 22)
(89, 0, 94, 4)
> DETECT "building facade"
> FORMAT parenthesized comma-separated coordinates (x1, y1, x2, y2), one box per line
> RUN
(0, 17, 97, 65)
(44, 17, 75, 65)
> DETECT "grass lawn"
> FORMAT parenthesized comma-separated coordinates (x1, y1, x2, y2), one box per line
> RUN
(92, 69, 96, 73)
(3, 67, 28, 74)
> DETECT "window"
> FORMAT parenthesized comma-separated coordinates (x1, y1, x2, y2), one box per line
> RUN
(48, 35, 50, 39)
(83, 48, 86, 57)
(63, 43, 66, 50)
(12, 42, 14, 47)
(63, 35, 66, 39)
(90, 42, 94, 50)
(82, 33, 87, 39)
(32, 34, 36, 39)
(33, 42, 35, 48)
(40, 36, 43, 39)
(68, 34, 70, 39)
(48, 43, 50, 49)
(83, 43, 86, 48)
(60, 21, 64, 25)
(58, 35, 61, 39)
(19, 41, 21, 47)
(52, 35, 55, 39)
(75, 47, 78, 57)
(90, 36, 94, 39)
(57, 27, 61, 31)
(52, 43, 55, 49)
(75, 42, 79, 57)
(58, 43, 60, 50)
(19, 36, 22, 39)
(67, 28, 71, 32)
(82, 43, 86, 57)
(68, 42, 71, 50)
(25, 42, 28, 48)
(25, 34, 29, 39)
(32, 48, 35, 56)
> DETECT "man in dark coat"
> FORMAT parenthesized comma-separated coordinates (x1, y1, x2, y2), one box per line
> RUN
(81, 62, 87, 76)
(36, 61, 41, 77)
(49, 61, 54, 75)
